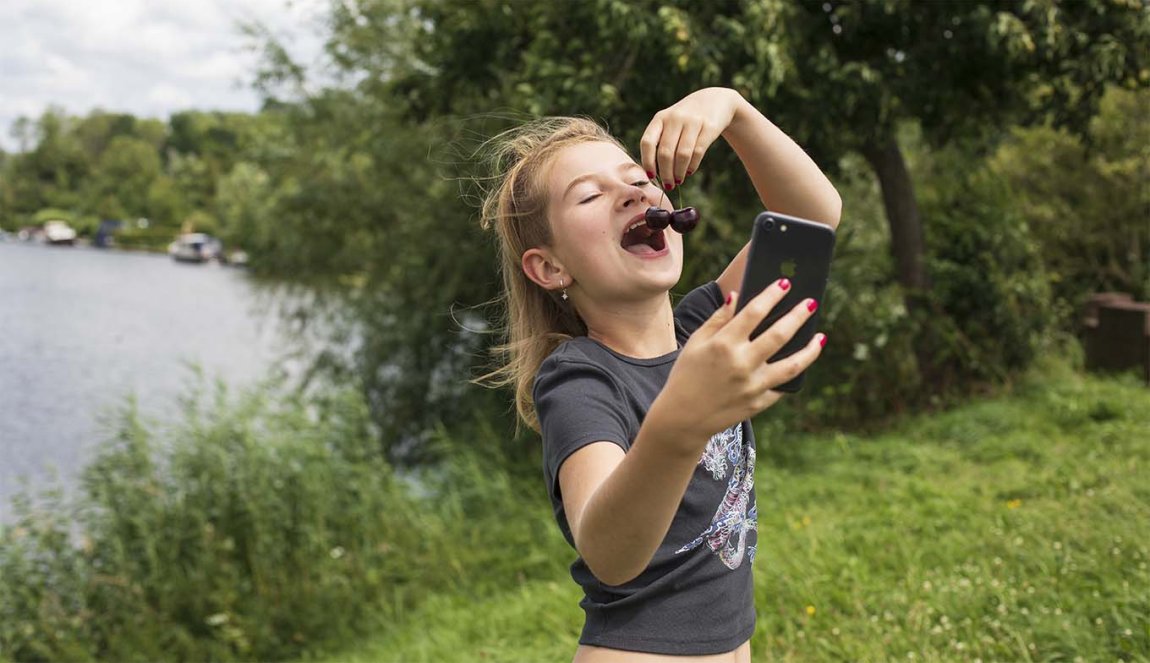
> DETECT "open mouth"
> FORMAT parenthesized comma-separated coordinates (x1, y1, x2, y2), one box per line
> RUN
(620, 221, 667, 256)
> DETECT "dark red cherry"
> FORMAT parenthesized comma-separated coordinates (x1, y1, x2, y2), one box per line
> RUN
(670, 207, 700, 233)
(644, 206, 672, 230)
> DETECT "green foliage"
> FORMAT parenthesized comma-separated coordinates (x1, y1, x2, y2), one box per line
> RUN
(0, 108, 265, 239)
(0, 374, 565, 661)
(918, 136, 1059, 388)
(32, 207, 77, 224)
(291, 0, 1149, 455)
(989, 86, 1150, 306)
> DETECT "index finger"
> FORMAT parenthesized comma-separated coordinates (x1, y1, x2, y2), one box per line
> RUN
(720, 278, 792, 342)
(638, 114, 664, 179)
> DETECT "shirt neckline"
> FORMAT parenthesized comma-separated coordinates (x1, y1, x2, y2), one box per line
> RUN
(580, 319, 687, 367)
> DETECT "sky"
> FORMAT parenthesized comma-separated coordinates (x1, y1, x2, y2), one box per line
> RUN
(0, 0, 328, 152)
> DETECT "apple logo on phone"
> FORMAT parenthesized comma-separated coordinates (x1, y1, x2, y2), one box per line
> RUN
(780, 259, 797, 278)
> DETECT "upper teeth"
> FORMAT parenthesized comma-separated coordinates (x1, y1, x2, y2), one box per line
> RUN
(626, 221, 645, 233)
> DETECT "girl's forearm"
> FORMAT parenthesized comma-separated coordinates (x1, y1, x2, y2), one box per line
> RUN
(722, 93, 842, 228)
(572, 401, 706, 587)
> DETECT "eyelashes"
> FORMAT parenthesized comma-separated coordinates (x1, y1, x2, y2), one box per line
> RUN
(578, 181, 654, 205)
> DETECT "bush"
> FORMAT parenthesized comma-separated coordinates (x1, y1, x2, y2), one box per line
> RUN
(919, 144, 1060, 388)
(0, 374, 566, 661)
(988, 86, 1150, 307)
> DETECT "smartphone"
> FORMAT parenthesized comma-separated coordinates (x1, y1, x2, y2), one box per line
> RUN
(735, 211, 836, 392)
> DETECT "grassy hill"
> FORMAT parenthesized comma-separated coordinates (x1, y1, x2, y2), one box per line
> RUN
(317, 361, 1149, 662)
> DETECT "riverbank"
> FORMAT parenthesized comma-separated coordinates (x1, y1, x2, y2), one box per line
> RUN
(2, 358, 1145, 661)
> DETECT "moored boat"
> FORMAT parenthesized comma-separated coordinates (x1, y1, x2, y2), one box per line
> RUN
(43, 220, 77, 246)
(168, 233, 222, 263)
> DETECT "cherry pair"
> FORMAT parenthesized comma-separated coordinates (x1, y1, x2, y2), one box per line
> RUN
(644, 206, 700, 233)
(644, 174, 701, 233)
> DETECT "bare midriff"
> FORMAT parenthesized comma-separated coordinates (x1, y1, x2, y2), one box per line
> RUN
(572, 639, 751, 663)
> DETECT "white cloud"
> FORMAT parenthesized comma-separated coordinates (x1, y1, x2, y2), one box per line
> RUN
(0, 0, 327, 151)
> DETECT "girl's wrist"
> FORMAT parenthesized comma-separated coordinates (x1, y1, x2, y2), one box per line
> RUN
(645, 389, 713, 458)
(721, 92, 761, 141)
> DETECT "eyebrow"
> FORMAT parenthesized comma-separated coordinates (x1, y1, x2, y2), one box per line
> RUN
(563, 161, 645, 200)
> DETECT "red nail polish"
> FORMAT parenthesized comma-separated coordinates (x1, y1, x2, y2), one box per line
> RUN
(664, 183, 674, 191)
(686, 169, 694, 176)
(819, 334, 827, 348)
(778, 278, 791, 291)
(675, 178, 682, 185)
(725, 292, 733, 306)
(647, 171, 655, 179)
(807, 300, 819, 313)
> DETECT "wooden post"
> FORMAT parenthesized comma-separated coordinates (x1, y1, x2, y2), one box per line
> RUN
(1082, 293, 1150, 385)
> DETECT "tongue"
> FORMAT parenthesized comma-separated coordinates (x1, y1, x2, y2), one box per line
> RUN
(625, 242, 658, 255)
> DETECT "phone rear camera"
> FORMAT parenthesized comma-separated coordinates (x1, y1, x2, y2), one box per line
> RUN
(764, 219, 775, 230)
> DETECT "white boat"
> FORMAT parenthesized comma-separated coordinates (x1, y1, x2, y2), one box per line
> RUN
(168, 233, 222, 263)
(43, 220, 77, 246)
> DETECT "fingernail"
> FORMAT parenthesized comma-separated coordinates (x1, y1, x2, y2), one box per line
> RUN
(647, 171, 655, 179)
(686, 169, 694, 176)
(807, 299, 819, 312)
(819, 334, 827, 348)
(664, 183, 674, 191)
(725, 291, 734, 306)
(778, 278, 791, 291)
(675, 178, 682, 185)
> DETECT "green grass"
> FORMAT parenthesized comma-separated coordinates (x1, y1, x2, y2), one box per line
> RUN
(316, 362, 1150, 662)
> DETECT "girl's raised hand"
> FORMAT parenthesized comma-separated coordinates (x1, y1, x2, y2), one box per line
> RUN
(639, 87, 744, 188)
(648, 281, 826, 450)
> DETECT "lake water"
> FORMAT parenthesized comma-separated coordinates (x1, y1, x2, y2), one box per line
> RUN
(0, 242, 304, 521)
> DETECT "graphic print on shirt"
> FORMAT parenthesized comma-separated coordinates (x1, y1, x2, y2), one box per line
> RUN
(675, 424, 758, 569)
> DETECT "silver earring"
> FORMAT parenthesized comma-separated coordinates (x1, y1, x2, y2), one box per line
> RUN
(560, 279, 568, 301)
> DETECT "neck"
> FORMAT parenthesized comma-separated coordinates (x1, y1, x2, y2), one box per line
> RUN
(582, 294, 677, 359)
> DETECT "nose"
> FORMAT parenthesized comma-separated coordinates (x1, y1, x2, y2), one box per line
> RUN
(619, 182, 648, 210)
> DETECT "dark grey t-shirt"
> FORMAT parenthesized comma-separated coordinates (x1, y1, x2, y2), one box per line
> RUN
(533, 281, 758, 655)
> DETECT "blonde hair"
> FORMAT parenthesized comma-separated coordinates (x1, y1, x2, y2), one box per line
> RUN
(473, 116, 627, 432)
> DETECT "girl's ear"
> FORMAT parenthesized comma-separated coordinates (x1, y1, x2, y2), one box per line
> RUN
(521, 247, 567, 293)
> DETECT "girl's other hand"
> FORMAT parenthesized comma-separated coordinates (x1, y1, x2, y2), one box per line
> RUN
(639, 87, 744, 187)
(649, 281, 826, 449)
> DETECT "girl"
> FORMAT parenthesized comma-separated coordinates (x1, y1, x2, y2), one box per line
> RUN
(478, 87, 841, 661)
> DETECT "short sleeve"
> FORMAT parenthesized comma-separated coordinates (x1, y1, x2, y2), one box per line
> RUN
(674, 281, 724, 340)
(534, 355, 634, 505)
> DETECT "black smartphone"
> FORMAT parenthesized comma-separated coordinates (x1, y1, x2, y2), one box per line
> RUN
(735, 211, 836, 392)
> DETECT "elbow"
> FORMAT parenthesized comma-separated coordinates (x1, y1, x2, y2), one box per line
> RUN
(576, 536, 646, 587)
(588, 559, 642, 587)
(822, 188, 843, 229)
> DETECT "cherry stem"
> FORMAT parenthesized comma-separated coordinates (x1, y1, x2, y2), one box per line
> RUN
(650, 175, 671, 208)
(649, 173, 685, 210)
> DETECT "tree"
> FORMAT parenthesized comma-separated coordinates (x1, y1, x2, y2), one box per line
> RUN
(766, 1, 1148, 308)
(86, 135, 163, 223)
(348, 0, 1149, 374)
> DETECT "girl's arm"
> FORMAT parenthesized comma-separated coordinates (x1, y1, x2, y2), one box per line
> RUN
(560, 414, 706, 587)
(563, 280, 824, 586)
(639, 88, 842, 298)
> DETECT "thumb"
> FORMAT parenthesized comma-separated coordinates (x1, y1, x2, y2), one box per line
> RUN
(696, 290, 739, 338)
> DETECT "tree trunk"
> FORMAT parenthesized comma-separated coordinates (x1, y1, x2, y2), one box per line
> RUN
(861, 134, 930, 300)
(862, 133, 939, 384)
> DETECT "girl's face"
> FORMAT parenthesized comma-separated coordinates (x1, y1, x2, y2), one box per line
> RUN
(542, 140, 682, 303)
